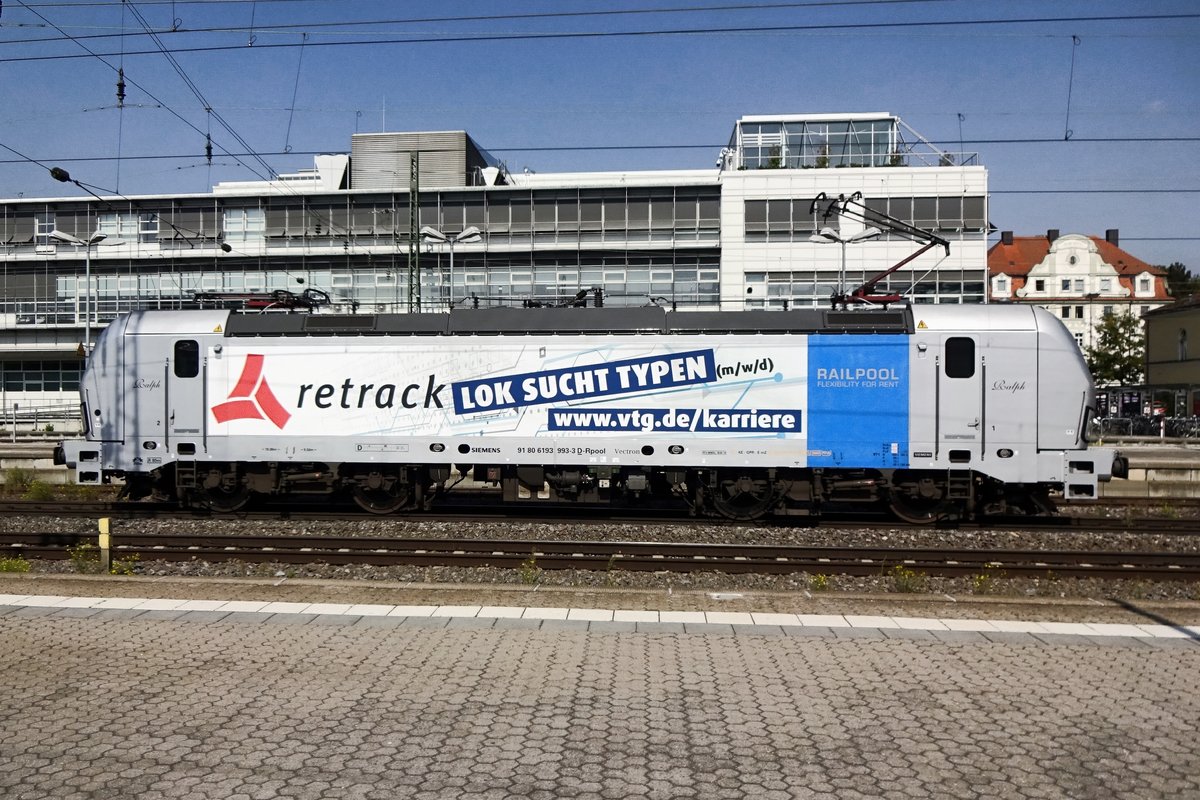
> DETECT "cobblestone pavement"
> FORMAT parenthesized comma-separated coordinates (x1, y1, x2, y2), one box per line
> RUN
(2, 606, 1198, 799)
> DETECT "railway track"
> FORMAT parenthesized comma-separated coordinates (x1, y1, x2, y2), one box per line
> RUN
(3, 501, 1199, 540)
(1, 498, 1199, 533)
(3, 531, 1199, 581)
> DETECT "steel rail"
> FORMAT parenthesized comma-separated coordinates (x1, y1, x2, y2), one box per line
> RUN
(3, 532, 1199, 581)
(1, 500, 1199, 535)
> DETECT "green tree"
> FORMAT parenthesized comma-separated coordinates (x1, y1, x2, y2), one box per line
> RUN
(1084, 310, 1145, 387)
(1163, 262, 1196, 297)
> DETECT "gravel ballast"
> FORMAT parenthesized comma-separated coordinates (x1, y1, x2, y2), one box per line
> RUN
(5, 514, 1199, 603)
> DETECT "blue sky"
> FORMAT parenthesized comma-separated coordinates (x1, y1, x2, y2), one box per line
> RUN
(2, 0, 1197, 270)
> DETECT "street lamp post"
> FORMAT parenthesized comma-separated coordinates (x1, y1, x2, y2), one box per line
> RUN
(419, 226, 482, 310)
(49, 229, 107, 353)
(808, 226, 882, 303)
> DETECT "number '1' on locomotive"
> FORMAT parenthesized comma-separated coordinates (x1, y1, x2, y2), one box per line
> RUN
(56, 303, 1125, 522)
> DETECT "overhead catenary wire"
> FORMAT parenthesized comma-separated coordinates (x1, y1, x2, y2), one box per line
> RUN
(2, 11, 1198, 63)
(10, 1, 386, 258)
(1063, 34, 1082, 140)
(11, 0, 277, 186)
(0, 1, 1072, 46)
(283, 32, 308, 153)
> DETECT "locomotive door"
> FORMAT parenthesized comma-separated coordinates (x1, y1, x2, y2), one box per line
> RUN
(936, 335, 983, 464)
(165, 338, 206, 454)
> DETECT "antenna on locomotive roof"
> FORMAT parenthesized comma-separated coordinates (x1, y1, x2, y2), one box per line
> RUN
(813, 191, 950, 310)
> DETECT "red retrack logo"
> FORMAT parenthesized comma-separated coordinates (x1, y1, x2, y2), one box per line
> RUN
(211, 354, 291, 429)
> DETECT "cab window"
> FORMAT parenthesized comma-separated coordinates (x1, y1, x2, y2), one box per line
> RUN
(174, 340, 200, 378)
(945, 337, 975, 378)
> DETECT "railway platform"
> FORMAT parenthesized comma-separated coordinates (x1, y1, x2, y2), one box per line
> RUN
(1099, 441, 1200, 499)
(2, 575, 1197, 799)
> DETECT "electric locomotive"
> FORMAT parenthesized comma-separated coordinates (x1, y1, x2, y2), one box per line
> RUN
(56, 303, 1123, 522)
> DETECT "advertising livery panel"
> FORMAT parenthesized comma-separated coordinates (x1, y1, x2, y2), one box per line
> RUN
(207, 334, 910, 468)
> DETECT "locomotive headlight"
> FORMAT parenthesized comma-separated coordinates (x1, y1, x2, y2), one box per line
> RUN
(997, 448, 1014, 458)
(143, 441, 157, 450)
(430, 443, 446, 453)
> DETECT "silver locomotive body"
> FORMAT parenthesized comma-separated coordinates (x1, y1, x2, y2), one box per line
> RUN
(58, 304, 1120, 521)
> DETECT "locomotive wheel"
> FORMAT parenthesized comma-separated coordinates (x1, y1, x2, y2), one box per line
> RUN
(887, 472, 953, 525)
(887, 494, 950, 525)
(196, 485, 252, 513)
(351, 471, 413, 514)
(710, 471, 776, 521)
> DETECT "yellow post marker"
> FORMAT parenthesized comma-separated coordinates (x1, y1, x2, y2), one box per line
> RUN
(98, 518, 111, 573)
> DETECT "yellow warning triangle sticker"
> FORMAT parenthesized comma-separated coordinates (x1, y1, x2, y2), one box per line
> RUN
(213, 324, 223, 333)
(917, 320, 927, 329)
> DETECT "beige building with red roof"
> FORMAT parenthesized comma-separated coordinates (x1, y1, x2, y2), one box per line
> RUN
(986, 229, 1171, 353)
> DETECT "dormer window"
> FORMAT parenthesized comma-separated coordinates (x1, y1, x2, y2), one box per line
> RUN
(1138, 277, 1151, 293)
(995, 277, 1008, 295)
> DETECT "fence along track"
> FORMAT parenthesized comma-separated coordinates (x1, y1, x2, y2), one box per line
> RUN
(1091, 415, 1200, 439)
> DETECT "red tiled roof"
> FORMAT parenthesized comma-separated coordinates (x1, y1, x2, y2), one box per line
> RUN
(986, 235, 1165, 278)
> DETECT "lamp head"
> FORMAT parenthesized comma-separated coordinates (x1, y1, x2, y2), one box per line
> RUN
(455, 225, 482, 243)
(49, 230, 81, 245)
(850, 226, 882, 242)
(50, 230, 107, 246)
(50, 167, 72, 183)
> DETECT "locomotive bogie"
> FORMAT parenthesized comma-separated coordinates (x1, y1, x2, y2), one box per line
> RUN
(59, 304, 1120, 523)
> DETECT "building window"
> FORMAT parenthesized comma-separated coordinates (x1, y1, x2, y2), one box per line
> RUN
(223, 208, 265, 244)
(1075, 306, 1084, 318)
(1103, 306, 1114, 317)
(35, 213, 55, 245)
(1073, 332, 1084, 347)
(1138, 277, 1151, 293)
(1062, 279, 1071, 291)
(738, 118, 903, 169)
(995, 278, 1008, 295)
(1100, 278, 1111, 292)
(1074, 279, 1084, 291)
(1034, 279, 1045, 292)
(0, 360, 81, 392)
(1061, 306, 1071, 319)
